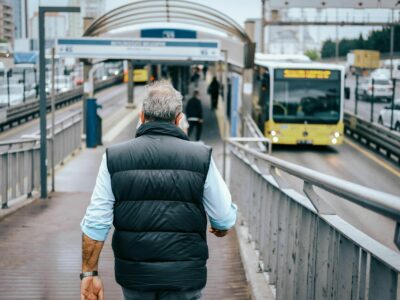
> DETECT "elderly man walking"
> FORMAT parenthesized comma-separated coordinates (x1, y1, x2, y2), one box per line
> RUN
(80, 81, 237, 300)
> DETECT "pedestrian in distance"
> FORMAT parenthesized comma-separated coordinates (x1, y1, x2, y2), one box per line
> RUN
(207, 76, 220, 110)
(202, 64, 208, 80)
(186, 90, 203, 141)
(80, 80, 237, 300)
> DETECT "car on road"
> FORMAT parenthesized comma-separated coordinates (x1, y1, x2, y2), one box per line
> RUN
(357, 74, 393, 102)
(378, 99, 400, 131)
(0, 84, 36, 106)
(46, 75, 73, 94)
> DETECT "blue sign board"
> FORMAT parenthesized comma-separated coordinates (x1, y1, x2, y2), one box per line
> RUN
(141, 28, 197, 39)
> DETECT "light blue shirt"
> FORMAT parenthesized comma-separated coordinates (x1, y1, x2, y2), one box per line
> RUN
(81, 153, 237, 241)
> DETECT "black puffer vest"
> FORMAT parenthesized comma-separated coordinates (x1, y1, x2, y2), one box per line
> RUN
(106, 122, 212, 291)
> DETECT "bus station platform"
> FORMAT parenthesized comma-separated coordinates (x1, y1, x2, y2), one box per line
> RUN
(0, 80, 251, 299)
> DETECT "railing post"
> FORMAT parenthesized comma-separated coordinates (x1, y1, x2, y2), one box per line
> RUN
(370, 78, 375, 123)
(1, 153, 9, 209)
(355, 74, 359, 115)
(390, 78, 396, 130)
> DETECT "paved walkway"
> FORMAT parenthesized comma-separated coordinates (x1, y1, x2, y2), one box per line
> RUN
(0, 80, 250, 299)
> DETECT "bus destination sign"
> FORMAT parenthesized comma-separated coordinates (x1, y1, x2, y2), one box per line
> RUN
(283, 69, 332, 79)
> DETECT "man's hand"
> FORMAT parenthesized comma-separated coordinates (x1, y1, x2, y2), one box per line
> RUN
(209, 227, 229, 237)
(81, 276, 104, 300)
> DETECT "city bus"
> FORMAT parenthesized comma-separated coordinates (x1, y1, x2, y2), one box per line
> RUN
(253, 55, 345, 146)
(123, 64, 148, 83)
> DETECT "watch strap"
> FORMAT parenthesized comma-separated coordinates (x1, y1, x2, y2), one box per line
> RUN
(80, 270, 98, 280)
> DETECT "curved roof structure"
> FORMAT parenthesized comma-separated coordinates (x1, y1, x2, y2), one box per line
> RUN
(83, 0, 251, 43)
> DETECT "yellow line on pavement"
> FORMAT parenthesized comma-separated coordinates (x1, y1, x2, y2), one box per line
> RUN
(344, 138, 400, 177)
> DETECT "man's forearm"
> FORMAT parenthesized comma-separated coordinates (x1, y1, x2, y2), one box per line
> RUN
(82, 233, 104, 272)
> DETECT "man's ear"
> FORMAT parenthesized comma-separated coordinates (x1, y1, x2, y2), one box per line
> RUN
(140, 111, 145, 123)
(175, 113, 183, 125)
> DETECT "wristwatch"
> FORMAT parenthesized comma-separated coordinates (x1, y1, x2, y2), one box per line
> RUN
(80, 271, 99, 280)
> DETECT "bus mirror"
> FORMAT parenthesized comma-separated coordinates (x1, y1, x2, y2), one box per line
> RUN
(345, 87, 351, 100)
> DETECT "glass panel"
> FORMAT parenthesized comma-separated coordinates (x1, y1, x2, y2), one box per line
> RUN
(273, 69, 341, 124)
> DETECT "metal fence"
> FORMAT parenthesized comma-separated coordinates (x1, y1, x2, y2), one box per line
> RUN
(228, 139, 400, 300)
(0, 112, 82, 209)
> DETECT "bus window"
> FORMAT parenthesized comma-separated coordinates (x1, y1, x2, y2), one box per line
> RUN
(273, 69, 341, 124)
(260, 72, 270, 121)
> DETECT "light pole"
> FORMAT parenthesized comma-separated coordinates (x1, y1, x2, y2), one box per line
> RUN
(260, 0, 266, 53)
(38, 6, 80, 199)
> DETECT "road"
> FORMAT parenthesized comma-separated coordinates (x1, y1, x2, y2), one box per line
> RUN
(344, 73, 398, 124)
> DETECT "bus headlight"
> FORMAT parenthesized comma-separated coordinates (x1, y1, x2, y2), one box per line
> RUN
(331, 138, 338, 144)
(272, 136, 279, 143)
(334, 132, 340, 138)
(270, 130, 277, 136)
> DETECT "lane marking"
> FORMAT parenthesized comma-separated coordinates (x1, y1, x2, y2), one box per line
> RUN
(344, 137, 400, 177)
(103, 107, 140, 144)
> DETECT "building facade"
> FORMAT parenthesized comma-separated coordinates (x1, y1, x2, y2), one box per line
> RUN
(0, 0, 13, 43)
(68, 0, 105, 37)
(30, 12, 67, 39)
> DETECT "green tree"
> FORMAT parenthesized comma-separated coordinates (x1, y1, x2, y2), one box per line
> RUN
(304, 49, 319, 60)
(321, 39, 335, 58)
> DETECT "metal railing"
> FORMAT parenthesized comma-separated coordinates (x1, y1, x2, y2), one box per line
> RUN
(0, 74, 122, 131)
(344, 112, 400, 165)
(242, 114, 272, 154)
(228, 138, 400, 300)
(0, 112, 82, 209)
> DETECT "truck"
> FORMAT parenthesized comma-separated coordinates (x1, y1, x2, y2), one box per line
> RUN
(346, 50, 380, 75)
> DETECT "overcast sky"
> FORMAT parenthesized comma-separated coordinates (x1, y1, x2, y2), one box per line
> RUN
(31, 0, 395, 45)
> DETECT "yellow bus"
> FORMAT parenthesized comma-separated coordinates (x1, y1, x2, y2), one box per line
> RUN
(254, 55, 344, 146)
(123, 64, 148, 83)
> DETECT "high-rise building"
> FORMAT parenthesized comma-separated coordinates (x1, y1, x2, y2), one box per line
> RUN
(30, 12, 67, 39)
(0, 0, 13, 43)
(68, 0, 106, 37)
(12, 0, 27, 38)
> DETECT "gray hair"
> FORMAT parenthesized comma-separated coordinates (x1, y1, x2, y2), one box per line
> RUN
(142, 80, 183, 122)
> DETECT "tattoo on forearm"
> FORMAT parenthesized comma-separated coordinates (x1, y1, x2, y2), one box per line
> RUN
(82, 234, 105, 272)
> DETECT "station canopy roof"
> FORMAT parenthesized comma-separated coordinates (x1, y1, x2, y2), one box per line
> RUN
(267, 0, 400, 8)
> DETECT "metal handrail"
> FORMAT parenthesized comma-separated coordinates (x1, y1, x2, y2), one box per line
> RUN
(243, 114, 272, 154)
(227, 138, 400, 222)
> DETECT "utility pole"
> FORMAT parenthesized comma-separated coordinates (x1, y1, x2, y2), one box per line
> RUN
(38, 6, 80, 199)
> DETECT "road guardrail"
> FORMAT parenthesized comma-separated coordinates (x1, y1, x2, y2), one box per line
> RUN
(228, 137, 400, 300)
(0, 112, 82, 209)
(0, 75, 122, 132)
(344, 112, 400, 165)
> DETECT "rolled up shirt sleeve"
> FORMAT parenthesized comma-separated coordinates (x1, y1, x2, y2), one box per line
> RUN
(80, 153, 115, 241)
(203, 158, 237, 230)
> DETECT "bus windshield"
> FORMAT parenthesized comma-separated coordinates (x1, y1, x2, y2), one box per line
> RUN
(273, 69, 341, 124)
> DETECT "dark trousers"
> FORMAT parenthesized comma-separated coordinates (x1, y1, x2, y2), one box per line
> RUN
(122, 288, 202, 300)
(210, 95, 218, 109)
(188, 121, 202, 141)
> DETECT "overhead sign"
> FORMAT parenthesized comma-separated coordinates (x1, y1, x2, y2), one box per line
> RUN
(56, 38, 220, 61)
(268, 0, 398, 8)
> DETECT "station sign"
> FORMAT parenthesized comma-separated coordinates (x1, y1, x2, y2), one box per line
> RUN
(56, 38, 220, 61)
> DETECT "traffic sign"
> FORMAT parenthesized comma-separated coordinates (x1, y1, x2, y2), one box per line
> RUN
(56, 38, 220, 61)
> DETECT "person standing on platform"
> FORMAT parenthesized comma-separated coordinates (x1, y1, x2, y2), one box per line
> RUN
(208, 76, 220, 110)
(80, 81, 237, 300)
(186, 90, 203, 141)
(202, 64, 208, 80)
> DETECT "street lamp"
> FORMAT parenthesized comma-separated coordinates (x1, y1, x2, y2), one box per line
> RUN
(38, 6, 80, 199)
